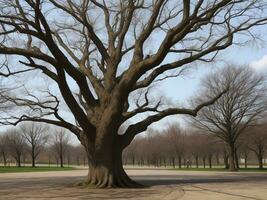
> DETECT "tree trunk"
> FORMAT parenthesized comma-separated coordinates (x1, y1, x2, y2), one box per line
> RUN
(234, 149, 239, 169)
(87, 148, 141, 188)
(171, 157, 175, 168)
(31, 146, 36, 167)
(178, 155, 182, 168)
(257, 154, 263, 169)
(32, 156, 36, 167)
(216, 153, 220, 165)
(228, 143, 236, 171)
(223, 151, 229, 169)
(195, 156, 199, 168)
(208, 155, 212, 168)
(32, 150, 36, 167)
(203, 157, 206, 168)
(2, 151, 7, 167)
(82, 133, 142, 188)
(17, 156, 21, 167)
(60, 154, 64, 168)
(244, 155, 248, 169)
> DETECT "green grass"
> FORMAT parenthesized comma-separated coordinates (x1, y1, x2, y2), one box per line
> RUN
(171, 167, 267, 172)
(0, 166, 76, 173)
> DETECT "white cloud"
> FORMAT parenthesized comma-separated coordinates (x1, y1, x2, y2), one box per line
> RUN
(250, 55, 267, 71)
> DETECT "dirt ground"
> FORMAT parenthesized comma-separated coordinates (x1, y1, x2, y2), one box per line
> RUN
(0, 169, 267, 200)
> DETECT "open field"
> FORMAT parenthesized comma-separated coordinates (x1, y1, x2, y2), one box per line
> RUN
(0, 169, 267, 200)
(0, 166, 76, 173)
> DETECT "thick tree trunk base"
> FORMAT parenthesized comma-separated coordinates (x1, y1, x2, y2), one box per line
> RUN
(86, 166, 144, 188)
(80, 131, 145, 188)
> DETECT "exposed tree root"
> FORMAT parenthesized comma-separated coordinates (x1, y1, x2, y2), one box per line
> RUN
(87, 165, 144, 188)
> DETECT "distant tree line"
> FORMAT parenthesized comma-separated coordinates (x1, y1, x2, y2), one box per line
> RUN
(1, 121, 266, 169)
(0, 122, 87, 168)
(123, 123, 267, 169)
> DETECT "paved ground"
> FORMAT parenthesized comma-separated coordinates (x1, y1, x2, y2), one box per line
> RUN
(0, 169, 267, 200)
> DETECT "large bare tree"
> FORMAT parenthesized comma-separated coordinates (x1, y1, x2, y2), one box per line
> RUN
(20, 122, 49, 167)
(0, 1, 267, 187)
(191, 66, 267, 171)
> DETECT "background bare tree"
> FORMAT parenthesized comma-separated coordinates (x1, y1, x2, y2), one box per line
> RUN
(123, 138, 140, 166)
(191, 65, 267, 171)
(238, 136, 250, 169)
(6, 130, 27, 167)
(247, 124, 267, 169)
(0, 133, 8, 166)
(188, 133, 201, 168)
(1, 0, 267, 187)
(20, 122, 49, 167)
(51, 129, 70, 168)
(165, 124, 186, 168)
(72, 144, 87, 167)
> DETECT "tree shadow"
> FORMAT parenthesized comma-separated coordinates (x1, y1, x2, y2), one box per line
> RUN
(134, 174, 267, 186)
(1, 174, 267, 200)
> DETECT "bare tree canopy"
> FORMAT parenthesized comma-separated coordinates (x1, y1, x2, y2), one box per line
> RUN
(0, 0, 267, 187)
(191, 65, 267, 171)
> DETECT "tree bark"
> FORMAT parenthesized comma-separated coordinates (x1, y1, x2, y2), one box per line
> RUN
(171, 157, 175, 168)
(223, 151, 229, 169)
(60, 154, 64, 168)
(195, 156, 199, 168)
(257, 154, 263, 169)
(178, 155, 182, 168)
(82, 133, 142, 188)
(32, 156, 36, 167)
(17, 156, 21, 167)
(208, 155, 212, 168)
(87, 148, 141, 188)
(32, 147, 36, 167)
(228, 143, 236, 171)
(2, 151, 7, 167)
(234, 149, 239, 169)
(244, 155, 248, 169)
(203, 157, 206, 168)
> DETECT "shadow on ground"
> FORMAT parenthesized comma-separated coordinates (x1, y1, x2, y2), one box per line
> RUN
(1, 172, 267, 199)
(136, 174, 267, 186)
